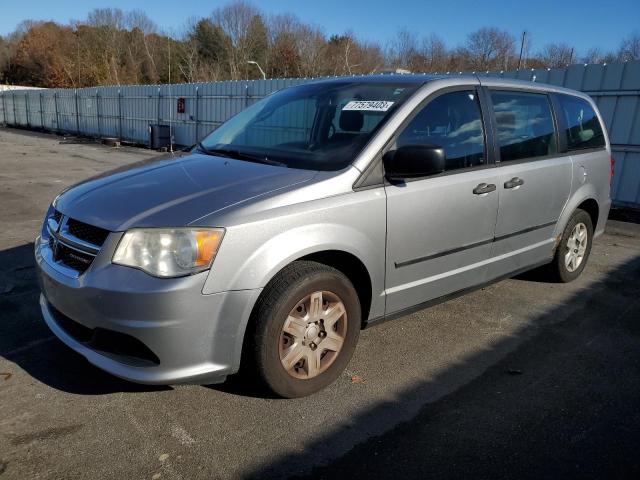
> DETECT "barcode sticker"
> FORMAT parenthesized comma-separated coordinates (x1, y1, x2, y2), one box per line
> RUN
(342, 100, 394, 112)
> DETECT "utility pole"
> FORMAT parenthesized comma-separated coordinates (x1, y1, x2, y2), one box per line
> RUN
(517, 31, 527, 70)
(168, 36, 173, 154)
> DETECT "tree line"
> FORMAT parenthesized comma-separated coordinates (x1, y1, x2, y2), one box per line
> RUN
(1, 0, 638, 88)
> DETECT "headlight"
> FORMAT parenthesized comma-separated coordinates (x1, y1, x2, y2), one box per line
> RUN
(113, 228, 225, 278)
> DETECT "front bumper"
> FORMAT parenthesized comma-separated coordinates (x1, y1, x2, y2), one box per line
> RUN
(35, 236, 261, 385)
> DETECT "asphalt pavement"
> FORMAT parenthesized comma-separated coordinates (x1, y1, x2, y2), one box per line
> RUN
(0, 128, 638, 479)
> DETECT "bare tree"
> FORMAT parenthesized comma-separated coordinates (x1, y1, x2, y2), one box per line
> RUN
(618, 32, 640, 61)
(581, 47, 616, 64)
(178, 18, 220, 82)
(387, 28, 418, 69)
(295, 24, 326, 77)
(341, 34, 356, 74)
(419, 34, 448, 72)
(266, 14, 299, 77)
(212, 0, 267, 79)
(539, 42, 575, 68)
(83, 8, 130, 84)
(465, 27, 515, 70)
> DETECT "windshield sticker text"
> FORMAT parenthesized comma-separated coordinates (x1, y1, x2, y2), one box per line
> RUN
(342, 100, 394, 112)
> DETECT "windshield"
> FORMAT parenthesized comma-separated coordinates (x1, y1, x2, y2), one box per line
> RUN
(197, 81, 420, 171)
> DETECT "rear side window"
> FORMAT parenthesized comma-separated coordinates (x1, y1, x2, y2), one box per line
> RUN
(396, 90, 486, 171)
(490, 90, 557, 162)
(557, 94, 606, 150)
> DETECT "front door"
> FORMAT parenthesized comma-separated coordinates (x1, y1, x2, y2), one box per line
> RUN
(384, 88, 499, 314)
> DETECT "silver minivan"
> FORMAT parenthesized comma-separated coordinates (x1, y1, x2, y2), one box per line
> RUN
(35, 75, 612, 397)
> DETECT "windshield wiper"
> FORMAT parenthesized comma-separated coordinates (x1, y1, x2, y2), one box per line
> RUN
(195, 144, 286, 167)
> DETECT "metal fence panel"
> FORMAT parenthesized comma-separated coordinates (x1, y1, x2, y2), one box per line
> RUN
(613, 151, 640, 207)
(1, 61, 639, 207)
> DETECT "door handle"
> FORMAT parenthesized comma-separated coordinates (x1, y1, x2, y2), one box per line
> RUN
(504, 177, 524, 189)
(473, 183, 497, 195)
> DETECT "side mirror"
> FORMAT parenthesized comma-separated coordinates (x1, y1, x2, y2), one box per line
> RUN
(383, 144, 445, 180)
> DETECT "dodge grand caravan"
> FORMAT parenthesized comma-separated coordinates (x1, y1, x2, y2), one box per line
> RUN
(36, 75, 612, 397)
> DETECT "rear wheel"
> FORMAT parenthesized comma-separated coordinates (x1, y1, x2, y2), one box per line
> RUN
(248, 261, 361, 398)
(547, 209, 594, 282)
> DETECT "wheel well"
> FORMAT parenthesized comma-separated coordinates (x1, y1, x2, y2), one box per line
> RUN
(299, 250, 373, 328)
(577, 199, 599, 230)
(242, 251, 373, 368)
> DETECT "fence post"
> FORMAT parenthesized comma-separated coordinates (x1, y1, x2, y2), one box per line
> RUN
(74, 89, 80, 135)
(194, 86, 199, 144)
(96, 91, 102, 139)
(117, 89, 122, 141)
(12, 93, 17, 125)
(244, 83, 249, 108)
(1, 93, 5, 125)
(25, 93, 30, 128)
(39, 91, 44, 129)
(54, 92, 59, 132)
(157, 87, 161, 125)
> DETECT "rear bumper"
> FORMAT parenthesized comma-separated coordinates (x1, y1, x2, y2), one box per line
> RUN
(35, 238, 261, 385)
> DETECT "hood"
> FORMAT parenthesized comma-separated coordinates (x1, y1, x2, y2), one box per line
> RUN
(54, 152, 317, 231)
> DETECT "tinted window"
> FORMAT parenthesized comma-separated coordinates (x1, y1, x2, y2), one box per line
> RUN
(396, 90, 485, 171)
(491, 91, 557, 162)
(199, 82, 418, 171)
(558, 94, 605, 150)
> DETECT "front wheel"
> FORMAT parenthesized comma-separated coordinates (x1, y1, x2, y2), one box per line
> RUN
(248, 261, 361, 398)
(547, 208, 594, 282)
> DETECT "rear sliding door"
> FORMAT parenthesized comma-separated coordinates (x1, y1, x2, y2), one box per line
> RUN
(485, 89, 572, 279)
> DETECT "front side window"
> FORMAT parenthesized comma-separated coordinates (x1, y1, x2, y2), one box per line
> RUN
(557, 94, 606, 150)
(395, 90, 486, 171)
(491, 90, 557, 162)
(198, 82, 419, 171)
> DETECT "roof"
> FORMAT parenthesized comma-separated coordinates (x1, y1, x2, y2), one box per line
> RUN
(299, 73, 591, 100)
(302, 73, 450, 85)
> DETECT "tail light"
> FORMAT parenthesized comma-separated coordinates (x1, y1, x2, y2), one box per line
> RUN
(610, 155, 615, 185)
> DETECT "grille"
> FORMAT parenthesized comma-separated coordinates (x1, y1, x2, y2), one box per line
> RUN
(52, 209, 63, 224)
(47, 210, 111, 275)
(66, 217, 110, 247)
(55, 242, 95, 273)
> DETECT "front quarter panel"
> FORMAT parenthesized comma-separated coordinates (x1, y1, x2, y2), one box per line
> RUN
(202, 187, 387, 321)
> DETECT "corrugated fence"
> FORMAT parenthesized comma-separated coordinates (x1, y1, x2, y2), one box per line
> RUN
(1, 61, 639, 207)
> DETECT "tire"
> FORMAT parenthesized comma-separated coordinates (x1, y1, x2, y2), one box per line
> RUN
(247, 261, 361, 398)
(547, 209, 594, 283)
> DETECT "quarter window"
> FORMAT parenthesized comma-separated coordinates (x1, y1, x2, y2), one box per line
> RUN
(557, 94, 605, 150)
(491, 91, 557, 162)
(396, 90, 486, 172)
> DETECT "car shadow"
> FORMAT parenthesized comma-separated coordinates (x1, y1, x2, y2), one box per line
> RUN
(237, 254, 640, 479)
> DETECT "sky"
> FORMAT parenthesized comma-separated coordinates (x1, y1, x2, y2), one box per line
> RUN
(1, 0, 638, 55)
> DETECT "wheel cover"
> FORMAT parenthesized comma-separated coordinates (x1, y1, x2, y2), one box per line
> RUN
(278, 290, 347, 380)
(564, 222, 588, 273)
